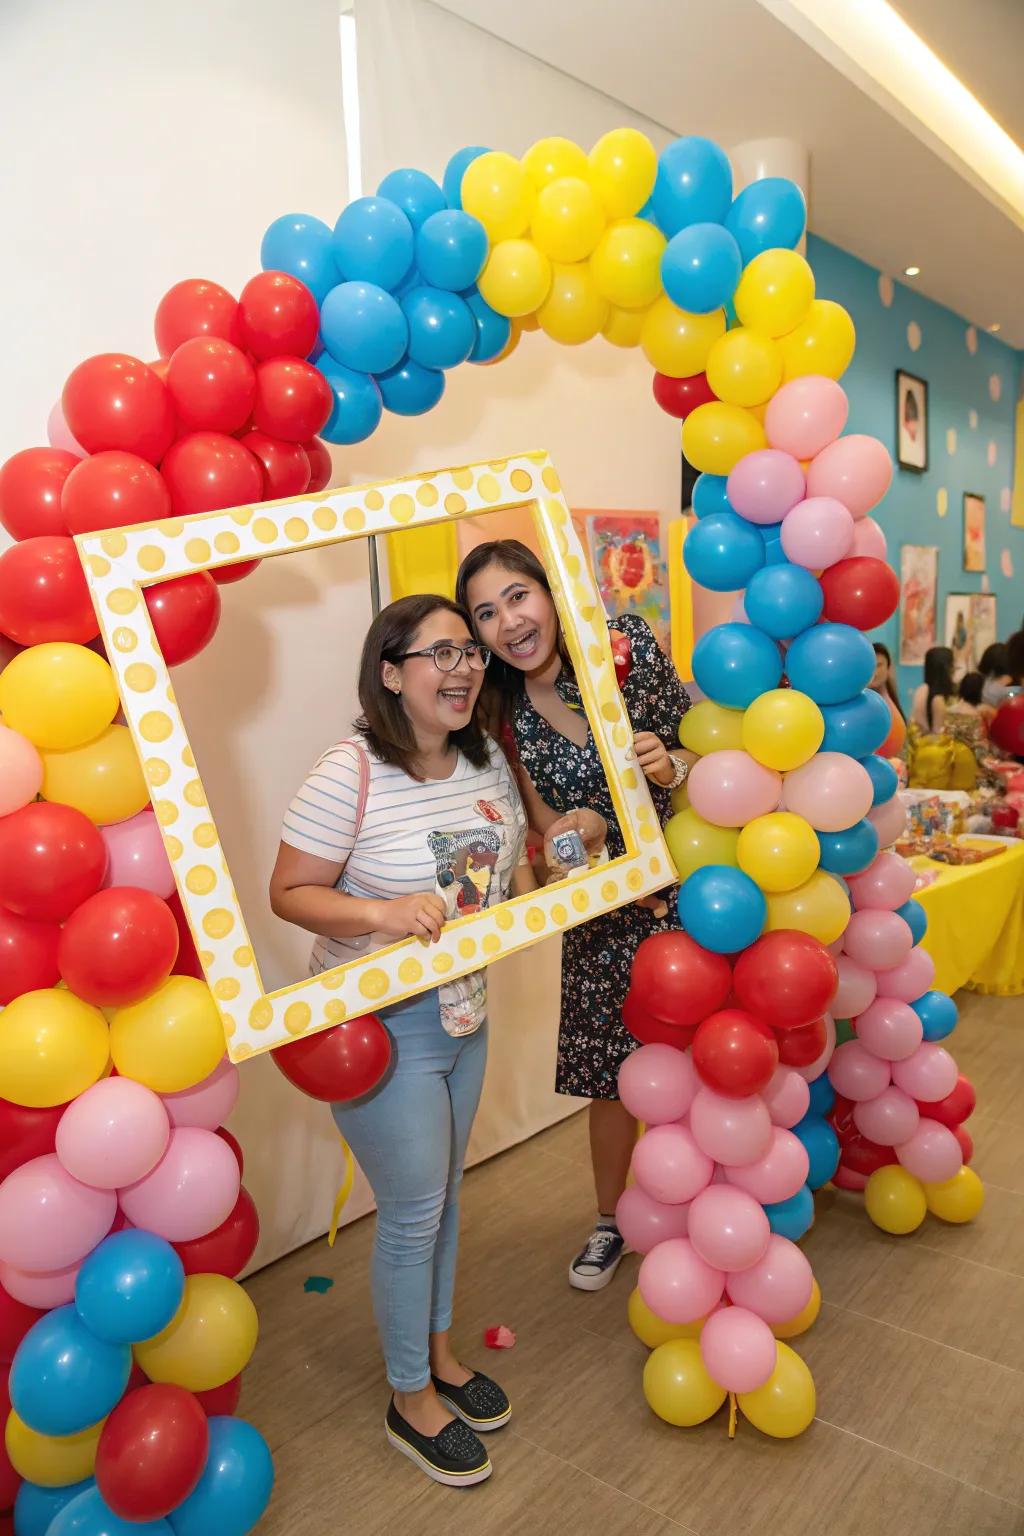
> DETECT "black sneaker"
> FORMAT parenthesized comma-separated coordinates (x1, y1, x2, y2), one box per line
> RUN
(385, 1398, 491, 1487)
(431, 1371, 511, 1432)
(569, 1223, 626, 1292)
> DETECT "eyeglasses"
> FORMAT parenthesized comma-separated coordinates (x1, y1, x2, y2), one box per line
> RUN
(387, 642, 492, 673)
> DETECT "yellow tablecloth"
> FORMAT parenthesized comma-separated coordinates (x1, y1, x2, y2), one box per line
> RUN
(912, 840, 1024, 997)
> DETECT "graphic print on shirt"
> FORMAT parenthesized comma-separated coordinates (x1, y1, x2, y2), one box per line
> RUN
(427, 800, 513, 1035)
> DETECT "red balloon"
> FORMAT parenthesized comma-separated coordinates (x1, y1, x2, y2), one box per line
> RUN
(837, 1130, 896, 1175)
(303, 437, 333, 493)
(237, 272, 320, 361)
(210, 560, 260, 586)
(952, 1123, 973, 1164)
(0, 1286, 43, 1366)
(172, 1186, 259, 1278)
(775, 1016, 827, 1068)
(819, 557, 900, 630)
(155, 279, 241, 357)
(61, 451, 171, 536)
(167, 891, 205, 980)
(58, 887, 179, 1008)
(239, 430, 311, 498)
(0, 536, 98, 646)
(273, 1014, 391, 1101)
(0, 1370, 19, 1512)
(629, 931, 732, 1028)
(832, 1164, 867, 1192)
(920, 1072, 975, 1128)
(0, 448, 78, 540)
(622, 989, 697, 1050)
(0, 1099, 64, 1184)
(733, 931, 837, 1030)
(692, 1008, 779, 1097)
(252, 359, 332, 442)
(829, 1093, 856, 1135)
(144, 572, 221, 666)
(0, 802, 107, 922)
(652, 371, 717, 420)
(991, 694, 1024, 756)
(216, 1127, 244, 1176)
(166, 339, 257, 435)
(160, 432, 263, 517)
(0, 908, 60, 1004)
(62, 354, 174, 465)
(96, 1384, 209, 1523)
(193, 1374, 241, 1417)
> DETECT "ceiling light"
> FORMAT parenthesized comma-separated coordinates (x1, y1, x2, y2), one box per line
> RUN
(988, 322, 1001, 333)
(904, 266, 921, 277)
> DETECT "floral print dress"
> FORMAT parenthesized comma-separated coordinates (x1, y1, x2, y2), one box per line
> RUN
(511, 613, 692, 1100)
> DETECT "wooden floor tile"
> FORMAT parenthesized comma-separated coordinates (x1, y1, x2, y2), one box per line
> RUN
(968, 1111, 1024, 1195)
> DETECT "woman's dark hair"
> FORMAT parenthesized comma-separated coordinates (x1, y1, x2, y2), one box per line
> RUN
(455, 539, 570, 726)
(354, 594, 489, 779)
(978, 642, 1008, 678)
(1007, 630, 1024, 684)
(923, 646, 955, 731)
(958, 671, 984, 706)
(872, 641, 904, 720)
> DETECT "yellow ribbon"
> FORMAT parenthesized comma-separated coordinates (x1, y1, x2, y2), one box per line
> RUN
(327, 1133, 355, 1248)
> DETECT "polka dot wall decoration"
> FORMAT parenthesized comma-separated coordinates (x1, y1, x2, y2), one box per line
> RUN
(906, 320, 922, 351)
(946, 428, 957, 456)
(966, 325, 978, 354)
(877, 274, 894, 307)
(989, 374, 1002, 402)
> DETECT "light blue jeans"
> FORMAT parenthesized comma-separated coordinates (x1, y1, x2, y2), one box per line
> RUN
(331, 990, 487, 1392)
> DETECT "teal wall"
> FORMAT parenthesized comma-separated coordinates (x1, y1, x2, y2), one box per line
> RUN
(806, 234, 1023, 704)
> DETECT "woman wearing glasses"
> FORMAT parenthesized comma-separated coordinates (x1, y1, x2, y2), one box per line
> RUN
(270, 594, 532, 1488)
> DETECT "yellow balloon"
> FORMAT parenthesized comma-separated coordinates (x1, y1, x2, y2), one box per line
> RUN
(41, 723, 148, 826)
(628, 1287, 705, 1348)
(781, 299, 857, 381)
(477, 239, 552, 318)
(521, 135, 590, 190)
(602, 303, 648, 348)
(742, 688, 824, 772)
(134, 1273, 258, 1392)
(590, 218, 666, 310)
(670, 781, 690, 814)
(537, 262, 609, 345)
(766, 869, 849, 945)
(110, 975, 225, 1093)
(0, 988, 109, 1108)
(665, 809, 739, 883)
(737, 1342, 815, 1438)
(681, 401, 766, 476)
(705, 327, 783, 408)
(643, 1339, 727, 1427)
(531, 177, 605, 263)
(6, 1411, 104, 1487)
(588, 128, 657, 218)
(0, 643, 118, 751)
(865, 1165, 927, 1235)
(679, 700, 745, 755)
(738, 812, 820, 893)
(773, 1278, 821, 1340)
(461, 150, 534, 242)
(518, 310, 541, 333)
(641, 296, 724, 378)
(923, 1165, 985, 1224)
(734, 249, 815, 338)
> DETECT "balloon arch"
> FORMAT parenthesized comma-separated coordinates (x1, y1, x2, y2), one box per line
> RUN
(0, 129, 986, 1527)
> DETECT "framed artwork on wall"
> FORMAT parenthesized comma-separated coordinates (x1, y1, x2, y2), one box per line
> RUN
(587, 511, 671, 651)
(895, 369, 928, 472)
(962, 491, 986, 573)
(899, 543, 938, 665)
(944, 592, 998, 676)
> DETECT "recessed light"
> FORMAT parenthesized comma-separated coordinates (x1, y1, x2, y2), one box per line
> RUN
(988, 322, 1001, 333)
(904, 266, 921, 277)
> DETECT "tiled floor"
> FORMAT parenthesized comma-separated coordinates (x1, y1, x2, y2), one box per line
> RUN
(244, 991, 1024, 1536)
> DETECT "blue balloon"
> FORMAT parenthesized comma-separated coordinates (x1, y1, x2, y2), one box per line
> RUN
(911, 989, 957, 1041)
(260, 214, 339, 305)
(683, 512, 764, 592)
(15, 1478, 95, 1536)
(820, 689, 891, 756)
(319, 281, 408, 374)
(652, 136, 733, 236)
(860, 751, 899, 806)
(677, 866, 765, 954)
(76, 1231, 185, 1346)
(817, 819, 879, 875)
(661, 223, 742, 314)
(759, 521, 787, 566)
(764, 1184, 814, 1241)
(49, 1487, 171, 1536)
(393, 263, 423, 300)
(725, 177, 807, 264)
(442, 145, 489, 210)
(376, 357, 446, 417)
(786, 624, 876, 706)
(896, 897, 928, 946)
(315, 359, 383, 444)
(401, 286, 476, 370)
(331, 197, 415, 291)
(10, 1305, 130, 1437)
(806, 1074, 835, 1117)
(793, 1114, 840, 1189)
(416, 211, 488, 292)
(744, 564, 822, 640)
(691, 473, 732, 519)
(376, 168, 446, 230)
(637, 197, 662, 229)
(692, 623, 782, 709)
(169, 1417, 274, 1536)
(463, 287, 511, 363)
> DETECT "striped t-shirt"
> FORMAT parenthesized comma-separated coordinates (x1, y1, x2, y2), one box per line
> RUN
(281, 734, 527, 1033)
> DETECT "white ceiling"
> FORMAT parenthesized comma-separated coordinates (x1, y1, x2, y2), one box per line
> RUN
(432, 0, 1024, 347)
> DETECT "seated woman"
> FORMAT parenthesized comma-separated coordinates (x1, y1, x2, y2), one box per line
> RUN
(911, 646, 955, 735)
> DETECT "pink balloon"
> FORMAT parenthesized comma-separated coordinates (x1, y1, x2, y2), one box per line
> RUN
(687, 750, 782, 828)
(725, 1234, 813, 1323)
(726, 448, 806, 526)
(761, 1066, 810, 1129)
(101, 810, 176, 900)
(853, 1085, 920, 1145)
(874, 945, 936, 1003)
(849, 516, 887, 561)
(806, 433, 893, 518)
(700, 1305, 777, 1393)
(781, 752, 874, 833)
(46, 400, 87, 457)
(896, 1118, 963, 1183)
(689, 1087, 773, 1167)
(0, 725, 43, 818)
(793, 1011, 837, 1082)
(844, 909, 913, 970)
(828, 1039, 890, 1101)
(637, 1237, 725, 1324)
(854, 998, 923, 1062)
(892, 1042, 959, 1103)
(0, 1259, 81, 1309)
(0, 1155, 115, 1270)
(867, 795, 907, 848)
(118, 1127, 240, 1242)
(832, 955, 877, 1019)
(847, 852, 916, 912)
(765, 375, 849, 461)
(615, 1185, 690, 1254)
(780, 496, 855, 570)
(724, 1126, 809, 1203)
(833, 1164, 868, 1192)
(688, 1185, 770, 1273)
(618, 1044, 698, 1126)
(162, 1056, 239, 1131)
(56, 1077, 170, 1189)
(631, 1123, 713, 1205)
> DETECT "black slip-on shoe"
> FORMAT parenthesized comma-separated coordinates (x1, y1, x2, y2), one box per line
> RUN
(385, 1397, 491, 1486)
(431, 1370, 511, 1431)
